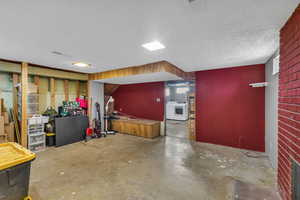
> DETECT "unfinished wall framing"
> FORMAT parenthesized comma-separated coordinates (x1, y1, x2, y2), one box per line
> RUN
(0, 71, 88, 113)
(0, 60, 88, 114)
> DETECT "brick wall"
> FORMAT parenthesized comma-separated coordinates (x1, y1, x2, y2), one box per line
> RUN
(278, 4, 300, 200)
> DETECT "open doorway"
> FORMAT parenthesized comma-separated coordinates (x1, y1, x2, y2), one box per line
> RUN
(165, 81, 195, 140)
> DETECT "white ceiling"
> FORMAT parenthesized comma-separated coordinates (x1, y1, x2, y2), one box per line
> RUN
(96, 72, 182, 85)
(0, 0, 299, 73)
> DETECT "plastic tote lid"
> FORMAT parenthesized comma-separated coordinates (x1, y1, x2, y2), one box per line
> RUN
(0, 142, 36, 171)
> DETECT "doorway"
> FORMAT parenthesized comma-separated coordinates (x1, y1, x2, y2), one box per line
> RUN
(165, 81, 195, 140)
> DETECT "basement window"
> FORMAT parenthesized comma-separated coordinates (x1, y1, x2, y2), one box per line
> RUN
(292, 160, 300, 200)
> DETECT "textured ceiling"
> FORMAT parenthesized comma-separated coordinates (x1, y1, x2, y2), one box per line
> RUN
(0, 0, 299, 73)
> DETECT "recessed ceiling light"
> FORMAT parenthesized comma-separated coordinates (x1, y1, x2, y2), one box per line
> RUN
(72, 62, 91, 67)
(142, 41, 166, 51)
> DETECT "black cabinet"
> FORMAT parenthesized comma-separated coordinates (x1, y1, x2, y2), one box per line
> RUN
(55, 116, 89, 147)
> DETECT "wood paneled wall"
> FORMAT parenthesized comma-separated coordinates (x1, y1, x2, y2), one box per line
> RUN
(89, 61, 195, 81)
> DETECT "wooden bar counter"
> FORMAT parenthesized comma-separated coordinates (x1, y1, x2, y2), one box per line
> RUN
(111, 118, 160, 139)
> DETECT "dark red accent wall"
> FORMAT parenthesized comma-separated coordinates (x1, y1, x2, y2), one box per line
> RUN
(278, 5, 300, 200)
(195, 65, 265, 152)
(112, 82, 165, 121)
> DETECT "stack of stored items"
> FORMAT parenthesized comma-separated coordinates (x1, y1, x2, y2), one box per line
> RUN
(27, 115, 49, 152)
(17, 83, 39, 120)
(0, 99, 15, 144)
(60, 101, 84, 117)
(76, 96, 88, 109)
(188, 93, 196, 140)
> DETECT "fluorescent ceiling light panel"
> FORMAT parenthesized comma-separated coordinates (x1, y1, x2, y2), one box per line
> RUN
(72, 62, 91, 67)
(142, 41, 165, 51)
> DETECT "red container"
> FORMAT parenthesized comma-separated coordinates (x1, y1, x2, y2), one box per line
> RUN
(76, 98, 88, 109)
(86, 128, 93, 136)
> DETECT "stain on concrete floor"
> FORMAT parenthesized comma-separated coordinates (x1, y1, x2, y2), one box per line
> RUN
(29, 134, 279, 200)
(166, 120, 188, 139)
(233, 180, 279, 200)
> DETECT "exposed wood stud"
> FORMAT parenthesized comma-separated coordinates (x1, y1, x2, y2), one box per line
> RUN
(64, 80, 69, 101)
(87, 80, 92, 125)
(12, 74, 19, 116)
(34, 76, 40, 113)
(76, 81, 80, 98)
(50, 78, 56, 108)
(34, 76, 40, 93)
(85, 81, 88, 97)
(21, 62, 28, 148)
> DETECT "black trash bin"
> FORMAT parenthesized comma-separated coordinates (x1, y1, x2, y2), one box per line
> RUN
(46, 133, 56, 146)
(0, 143, 36, 200)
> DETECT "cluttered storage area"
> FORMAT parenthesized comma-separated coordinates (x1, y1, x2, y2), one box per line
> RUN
(0, 63, 90, 153)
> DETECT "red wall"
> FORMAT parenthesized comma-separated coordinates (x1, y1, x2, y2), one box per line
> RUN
(195, 65, 265, 152)
(278, 5, 300, 200)
(112, 82, 165, 121)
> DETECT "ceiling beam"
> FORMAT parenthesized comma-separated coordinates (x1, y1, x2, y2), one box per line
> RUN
(0, 60, 88, 81)
(0, 59, 195, 82)
(88, 61, 195, 81)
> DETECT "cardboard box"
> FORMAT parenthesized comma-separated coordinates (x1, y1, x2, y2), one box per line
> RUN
(0, 116, 4, 136)
(5, 123, 15, 142)
(2, 112, 9, 124)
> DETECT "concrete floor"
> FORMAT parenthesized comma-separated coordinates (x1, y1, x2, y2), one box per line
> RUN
(29, 134, 279, 200)
(166, 120, 188, 139)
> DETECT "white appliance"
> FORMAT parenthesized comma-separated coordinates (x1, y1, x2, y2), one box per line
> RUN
(166, 102, 189, 121)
